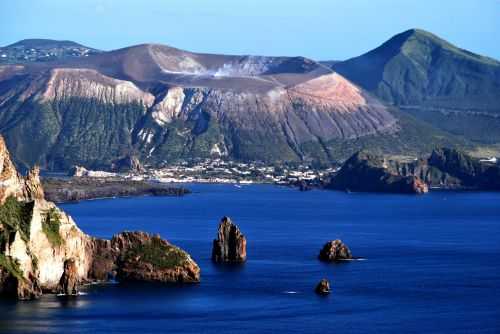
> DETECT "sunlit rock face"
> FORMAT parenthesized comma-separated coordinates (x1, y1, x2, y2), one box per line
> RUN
(0, 136, 199, 300)
(212, 217, 247, 264)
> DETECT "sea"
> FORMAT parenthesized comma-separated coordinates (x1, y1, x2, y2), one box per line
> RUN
(1, 184, 499, 333)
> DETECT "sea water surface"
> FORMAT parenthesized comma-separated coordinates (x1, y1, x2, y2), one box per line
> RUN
(1, 184, 499, 333)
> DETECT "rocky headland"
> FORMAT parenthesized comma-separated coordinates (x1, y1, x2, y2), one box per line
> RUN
(326, 151, 429, 194)
(212, 217, 247, 263)
(42, 176, 190, 203)
(325, 148, 500, 194)
(0, 136, 199, 300)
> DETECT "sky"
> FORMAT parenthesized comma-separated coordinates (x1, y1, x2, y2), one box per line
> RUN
(1, 0, 499, 61)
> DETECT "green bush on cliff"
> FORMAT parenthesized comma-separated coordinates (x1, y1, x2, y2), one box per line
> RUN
(0, 254, 25, 281)
(126, 238, 188, 269)
(0, 197, 34, 243)
(42, 208, 63, 247)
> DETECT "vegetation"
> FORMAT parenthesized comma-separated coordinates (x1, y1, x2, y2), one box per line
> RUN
(0, 254, 25, 281)
(333, 29, 500, 146)
(0, 197, 34, 243)
(42, 208, 63, 247)
(125, 238, 188, 269)
(42, 177, 190, 203)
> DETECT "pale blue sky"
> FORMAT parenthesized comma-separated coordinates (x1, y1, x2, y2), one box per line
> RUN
(1, 0, 499, 60)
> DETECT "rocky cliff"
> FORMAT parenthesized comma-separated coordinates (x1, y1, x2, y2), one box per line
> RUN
(327, 147, 500, 193)
(0, 136, 199, 300)
(393, 148, 500, 190)
(326, 151, 429, 194)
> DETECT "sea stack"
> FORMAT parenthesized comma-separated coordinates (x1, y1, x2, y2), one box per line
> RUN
(212, 217, 247, 263)
(315, 279, 331, 295)
(57, 259, 79, 295)
(319, 240, 352, 262)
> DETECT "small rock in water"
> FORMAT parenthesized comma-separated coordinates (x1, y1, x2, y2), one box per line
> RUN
(58, 259, 79, 296)
(315, 279, 331, 295)
(318, 240, 352, 262)
(212, 216, 247, 263)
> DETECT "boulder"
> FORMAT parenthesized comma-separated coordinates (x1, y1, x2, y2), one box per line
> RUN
(315, 278, 331, 295)
(212, 217, 247, 263)
(319, 240, 352, 262)
(57, 259, 79, 295)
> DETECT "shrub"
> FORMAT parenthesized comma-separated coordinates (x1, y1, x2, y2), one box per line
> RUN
(42, 208, 64, 247)
(126, 238, 188, 269)
(0, 197, 34, 243)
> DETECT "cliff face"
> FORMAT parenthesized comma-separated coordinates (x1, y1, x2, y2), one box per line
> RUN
(326, 151, 429, 194)
(394, 148, 500, 189)
(328, 148, 500, 193)
(0, 136, 199, 300)
(0, 135, 94, 299)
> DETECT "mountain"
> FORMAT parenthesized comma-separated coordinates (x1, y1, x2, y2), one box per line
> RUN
(0, 39, 101, 64)
(0, 41, 403, 170)
(331, 29, 500, 143)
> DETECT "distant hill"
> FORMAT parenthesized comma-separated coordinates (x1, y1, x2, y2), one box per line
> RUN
(0, 38, 101, 63)
(331, 29, 500, 143)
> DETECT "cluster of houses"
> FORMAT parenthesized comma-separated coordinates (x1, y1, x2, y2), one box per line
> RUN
(0, 46, 97, 63)
(147, 159, 338, 184)
(72, 158, 340, 185)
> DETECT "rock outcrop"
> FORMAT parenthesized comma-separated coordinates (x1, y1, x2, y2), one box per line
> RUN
(112, 232, 200, 283)
(0, 136, 200, 300)
(329, 148, 500, 193)
(57, 259, 79, 295)
(212, 217, 247, 263)
(319, 240, 352, 262)
(315, 279, 331, 295)
(110, 155, 145, 174)
(326, 151, 429, 194)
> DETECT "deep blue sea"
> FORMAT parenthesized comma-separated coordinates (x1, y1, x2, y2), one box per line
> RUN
(1, 184, 500, 333)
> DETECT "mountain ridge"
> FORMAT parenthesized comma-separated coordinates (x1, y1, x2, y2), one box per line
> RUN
(1, 29, 497, 170)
